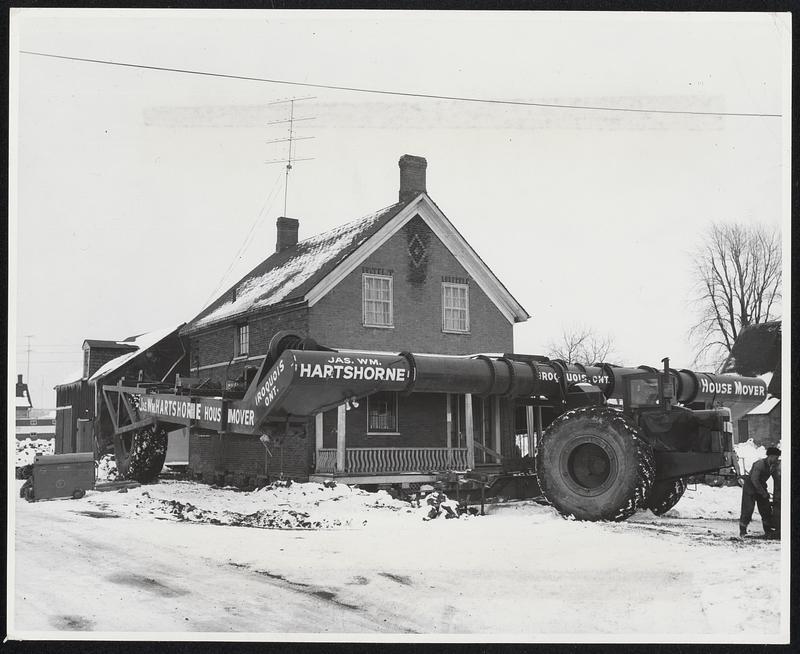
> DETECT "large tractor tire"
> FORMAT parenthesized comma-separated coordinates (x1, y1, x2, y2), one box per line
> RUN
(538, 406, 655, 521)
(645, 478, 687, 515)
(114, 425, 168, 483)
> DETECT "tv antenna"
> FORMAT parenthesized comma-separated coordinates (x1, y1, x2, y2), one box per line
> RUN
(263, 96, 316, 216)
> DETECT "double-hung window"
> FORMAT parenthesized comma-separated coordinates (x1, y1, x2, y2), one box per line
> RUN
(367, 391, 399, 433)
(442, 282, 469, 333)
(235, 324, 250, 357)
(363, 274, 393, 327)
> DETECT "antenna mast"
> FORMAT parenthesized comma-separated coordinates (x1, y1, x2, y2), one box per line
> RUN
(263, 96, 316, 217)
(284, 100, 294, 216)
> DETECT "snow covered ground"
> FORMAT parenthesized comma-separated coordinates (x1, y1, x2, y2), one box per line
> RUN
(10, 479, 786, 641)
(9, 438, 787, 642)
(15, 438, 55, 468)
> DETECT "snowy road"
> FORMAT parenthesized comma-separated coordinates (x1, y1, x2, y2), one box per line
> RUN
(10, 479, 785, 640)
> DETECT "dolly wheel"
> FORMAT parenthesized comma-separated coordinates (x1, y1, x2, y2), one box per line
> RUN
(72, 489, 86, 500)
(645, 478, 687, 515)
(114, 424, 169, 483)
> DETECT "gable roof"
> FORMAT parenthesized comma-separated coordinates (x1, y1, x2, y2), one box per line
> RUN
(183, 201, 409, 333)
(88, 325, 184, 381)
(183, 193, 529, 334)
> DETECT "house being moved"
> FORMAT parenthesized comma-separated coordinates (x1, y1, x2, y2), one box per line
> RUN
(180, 154, 529, 486)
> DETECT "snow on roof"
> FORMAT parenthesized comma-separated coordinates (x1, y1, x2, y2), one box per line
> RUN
(88, 325, 179, 381)
(746, 396, 780, 416)
(15, 396, 31, 408)
(187, 202, 406, 331)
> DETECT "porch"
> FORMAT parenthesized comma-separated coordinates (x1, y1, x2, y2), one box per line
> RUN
(310, 446, 470, 485)
(308, 395, 542, 486)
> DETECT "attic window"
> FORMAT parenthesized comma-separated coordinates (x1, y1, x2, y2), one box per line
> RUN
(442, 282, 470, 333)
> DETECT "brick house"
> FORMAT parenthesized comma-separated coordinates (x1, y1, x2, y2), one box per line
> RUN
(181, 155, 529, 485)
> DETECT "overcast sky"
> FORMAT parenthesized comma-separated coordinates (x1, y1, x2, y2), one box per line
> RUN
(9, 9, 790, 406)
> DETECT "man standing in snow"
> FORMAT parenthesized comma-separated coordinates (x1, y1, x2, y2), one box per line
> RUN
(739, 446, 780, 538)
(770, 458, 781, 539)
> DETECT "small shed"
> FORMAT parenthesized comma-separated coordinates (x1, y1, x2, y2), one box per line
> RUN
(737, 396, 781, 447)
(54, 325, 188, 456)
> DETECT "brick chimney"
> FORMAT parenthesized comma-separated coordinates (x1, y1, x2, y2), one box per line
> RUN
(276, 217, 299, 252)
(398, 154, 427, 202)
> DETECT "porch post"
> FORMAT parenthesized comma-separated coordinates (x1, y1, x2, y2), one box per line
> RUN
(526, 406, 536, 458)
(493, 396, 502, 460)
(464, 393, 475, 469)
(446, 394, 453, 450)
(336, 404, 346, 473)
(315, 412, 324, 473)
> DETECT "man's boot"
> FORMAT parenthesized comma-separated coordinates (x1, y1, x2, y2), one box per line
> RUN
(739, 522, 747, 537)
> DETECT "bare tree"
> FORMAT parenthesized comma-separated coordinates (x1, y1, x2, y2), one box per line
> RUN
(691, 222, 781, 369)
(546, 326, 618, 365)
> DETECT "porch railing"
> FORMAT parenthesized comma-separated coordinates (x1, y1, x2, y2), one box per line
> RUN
(315, 447, 469, 474)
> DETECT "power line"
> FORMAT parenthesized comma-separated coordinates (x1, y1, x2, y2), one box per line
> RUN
(199, 170, 285, 311)
(20, 50, 782, 119)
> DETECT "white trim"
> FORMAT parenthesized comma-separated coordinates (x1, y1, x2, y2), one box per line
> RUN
(441, 281, 470, 334)
(336, 404, 347, 473)
(305, 194, 529, 324)
(366, 432, 401, 437)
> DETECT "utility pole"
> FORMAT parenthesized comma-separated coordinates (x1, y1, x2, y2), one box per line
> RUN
(25, 334, 33, 382)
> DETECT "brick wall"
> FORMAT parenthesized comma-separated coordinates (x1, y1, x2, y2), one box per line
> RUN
(189, 306, 309, 385)
(309, 214, 514, 354)
(86, 347, 134, 378)
(188, 429, 312, 484)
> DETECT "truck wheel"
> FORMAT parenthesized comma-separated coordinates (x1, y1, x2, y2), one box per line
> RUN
(645, 478, 687, 515)
(114, 425, 168, 483)
(72, 489, 86, 500)
(538, 406, 655, 521)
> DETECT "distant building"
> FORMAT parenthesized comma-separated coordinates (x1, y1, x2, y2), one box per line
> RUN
(737, 396, 781, 447)
(15, 374, 55, 440)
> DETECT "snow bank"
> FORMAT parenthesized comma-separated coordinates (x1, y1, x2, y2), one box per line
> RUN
(735, 438, 781, 475)
(79, 479, 433, 530)
(96, 454, 118, 481)
(662, 484, 742, 520)
(15, 438, 54, 467)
